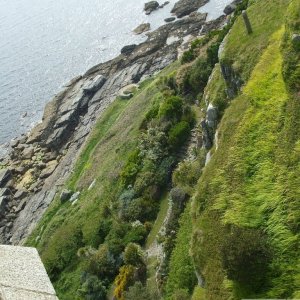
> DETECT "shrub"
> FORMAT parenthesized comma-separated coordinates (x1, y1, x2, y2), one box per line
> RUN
(168, 121, 190, 149)
(124, 224, 148, 245)
(123, 243, 145, 267)
(123, 197, 159, 222)
(124, 282, 152, 300)
(206, 42, 220, 67)
(78, 273, 107, 300)
(158, 96, 183, 122)
(188, 57, 213, 94)
(121, 150, 142, 187)
(114, 265, 136, 300)
(87, 244, 118, 280)
(221, 226, 272, 290)
(42, 223, 83, 279)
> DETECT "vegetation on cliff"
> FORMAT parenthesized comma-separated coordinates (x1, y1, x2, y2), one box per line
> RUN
(26, 0, 299, 299)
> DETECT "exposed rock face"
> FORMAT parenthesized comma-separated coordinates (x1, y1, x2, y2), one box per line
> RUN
(201, 103, 218, 150)
(144, 1, 159, 15)
(0, 169, 12, 188)
(121, 44, 137, 55)
(133, 23, 151, 35)
(60, 189, 72, 202)
(171, 0, 209, 18)
(0, 12, 226, 245)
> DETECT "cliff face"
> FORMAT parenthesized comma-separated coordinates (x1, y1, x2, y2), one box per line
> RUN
(189, 0, 300, 299)
(1, 0, 299, 299)
(0, 14, 225, 245)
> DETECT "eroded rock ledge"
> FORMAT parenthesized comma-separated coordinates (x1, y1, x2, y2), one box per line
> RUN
(0, 14, 226, 245)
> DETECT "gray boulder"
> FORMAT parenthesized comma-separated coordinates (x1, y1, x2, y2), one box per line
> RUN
(171, 0, 209, 18)
(224, 0, 243, 15)
(0, 169, 12, 188)
(22, 146, 34, 159)
(144, 1, 159, 15)
(82, 75, 106, 94)
(69, 191, 80, 203)
(0, 196, 9, 215)
(0, 188, 11, 197)
(39, 160, 58, 179)
(60, 189, 72, 202)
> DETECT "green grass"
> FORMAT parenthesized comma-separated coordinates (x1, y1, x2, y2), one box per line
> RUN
(26, 62, 181, 299)
(164, 202, 197, 299)
(192, 22, 299, 299)
(145, 192, 169, 249)
(68, 99, 129, 190)
(220, 0, 290, 82)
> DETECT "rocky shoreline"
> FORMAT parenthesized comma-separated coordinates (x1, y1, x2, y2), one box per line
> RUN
(0, 2, 227, 245)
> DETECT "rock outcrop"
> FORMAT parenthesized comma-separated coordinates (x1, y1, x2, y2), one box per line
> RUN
(224, 0, 243, 15)
(171, 0, 209, 18)
(133, 23, 151, 35)
(144, 1, 159, 15)
(0, 12, 226, 245)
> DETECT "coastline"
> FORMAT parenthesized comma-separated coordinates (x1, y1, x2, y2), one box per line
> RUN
(0, 1, 227, 245)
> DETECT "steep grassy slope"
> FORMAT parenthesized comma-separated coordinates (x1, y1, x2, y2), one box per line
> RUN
(25, 0, 300, 299)
(190, 0, 300, 299)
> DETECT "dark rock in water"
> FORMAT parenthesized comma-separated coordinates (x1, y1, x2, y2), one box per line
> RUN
(224, 0, 243, 15)
(159, 1, 170, 8)
(121, 44, 137, 55)
(165, 17, 176, 23)
(171, 0, 209, 18)
(144, 1, 159, 15)
(60, 189, 72, 202)
(133, 23, 151, 35)
(0, 169, 12, 188)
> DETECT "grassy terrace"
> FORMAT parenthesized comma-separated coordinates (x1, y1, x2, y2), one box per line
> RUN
(26, 62, 183, 299)
(191, 0, 300, 296)
(220, 0, 290, 81)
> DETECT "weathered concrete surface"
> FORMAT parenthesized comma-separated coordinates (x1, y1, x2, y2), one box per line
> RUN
(0, 245, 58, 300)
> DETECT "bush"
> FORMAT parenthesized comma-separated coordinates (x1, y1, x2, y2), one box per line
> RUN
(206, 42, 220, 67)
(114, 265, 136, 300)
(221, 226, 272, 290)
(87, 244, 118, 280)
(78, 273, 107, 300)
(168, 121, 190, 149)
(158, 96, 183, 122)
(124, 282, 152, 300)
(123, 197, 159, 222)
(188, 57, 213, 94)
(121, 149, 142, 187)
(123, 243, 145, 267)
(42, 223, 83, 279)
